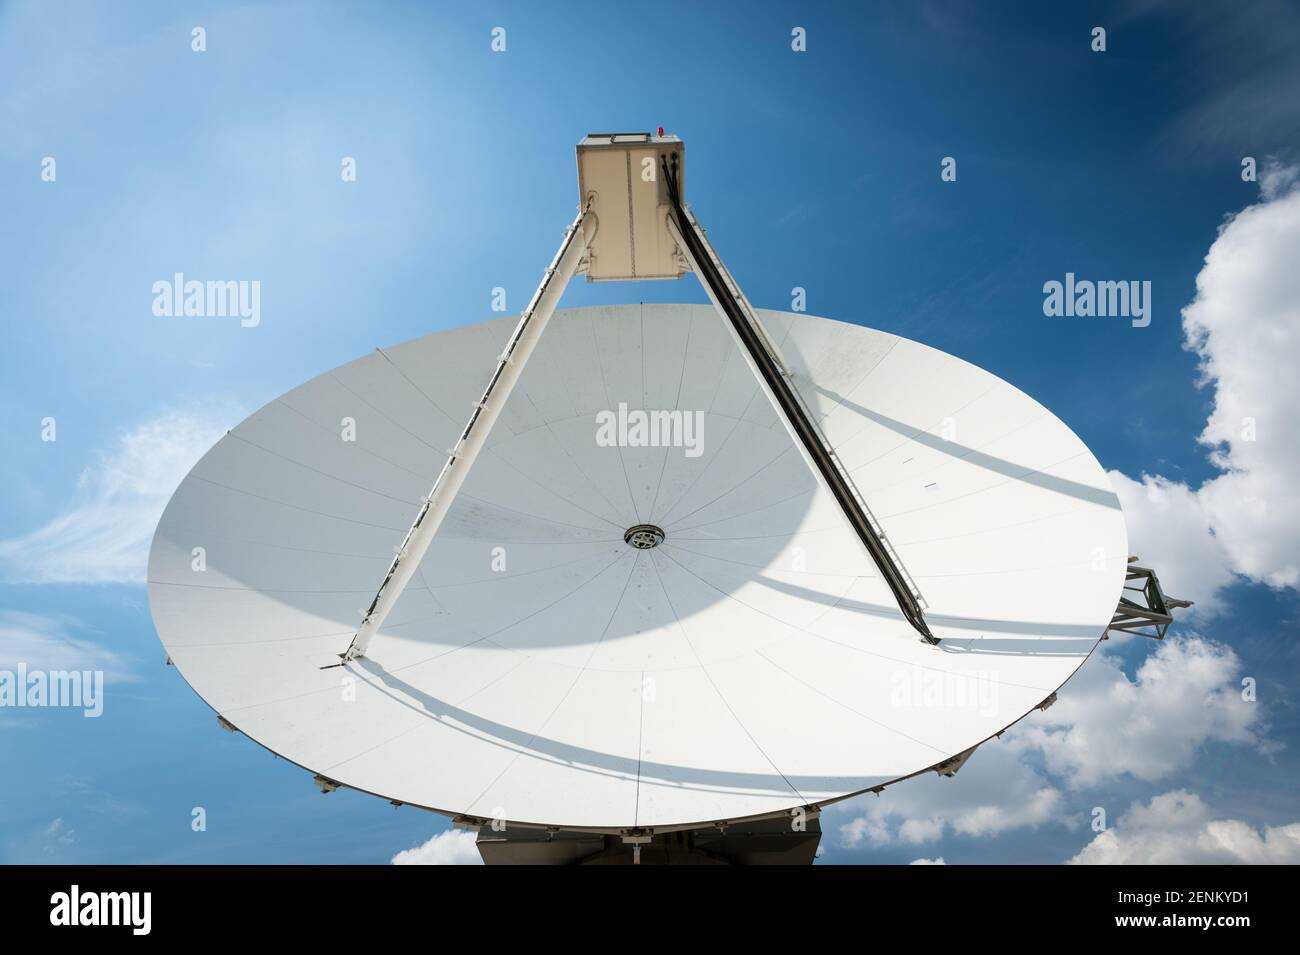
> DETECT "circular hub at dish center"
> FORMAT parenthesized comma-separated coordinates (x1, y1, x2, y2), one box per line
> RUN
(624, 524, 666, 550)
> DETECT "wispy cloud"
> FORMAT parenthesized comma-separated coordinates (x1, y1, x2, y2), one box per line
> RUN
(1147, 1, 1300, 160)
(43, 818, 76, 852)
(0, 408, 234, 584)
(0, 610, 132, 678)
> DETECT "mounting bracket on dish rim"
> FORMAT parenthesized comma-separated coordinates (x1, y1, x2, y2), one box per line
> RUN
(1106, 556, 1193, 639)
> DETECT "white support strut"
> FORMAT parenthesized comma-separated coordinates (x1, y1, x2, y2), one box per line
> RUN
(342, 203, 596, 662)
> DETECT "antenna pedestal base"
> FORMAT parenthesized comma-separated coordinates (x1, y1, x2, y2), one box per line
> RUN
(474, 816, 822, 866)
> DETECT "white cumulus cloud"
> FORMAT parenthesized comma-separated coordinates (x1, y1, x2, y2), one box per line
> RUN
(390, 828, 483, 865)
(1107, 472, 1234, 614)
(835, 634, 1271, 854)
(838, 743, 1066, 848)
(1009, 635, 1268, 789)
(835, 170, 1298, 865)
(1117, 167, 1300, 607)
(1069, 790, 1300, 864)
(0, 408, 233, 584)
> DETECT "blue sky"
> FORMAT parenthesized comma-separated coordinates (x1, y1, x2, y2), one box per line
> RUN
(3, 0, 1299, 864)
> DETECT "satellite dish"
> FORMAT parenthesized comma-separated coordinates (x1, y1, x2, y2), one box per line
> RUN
(148, 303, 1126, 832)
(149, 134, 1155, 864)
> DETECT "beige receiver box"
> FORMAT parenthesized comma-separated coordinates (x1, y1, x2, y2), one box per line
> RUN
(576, 132, 685, 282)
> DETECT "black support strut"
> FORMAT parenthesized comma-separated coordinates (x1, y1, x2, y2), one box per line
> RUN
(662, 155, 938, 645)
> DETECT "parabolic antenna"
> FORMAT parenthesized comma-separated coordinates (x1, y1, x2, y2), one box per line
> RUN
(149, 303, 1127, 824)
(149, 134, 1144, 863)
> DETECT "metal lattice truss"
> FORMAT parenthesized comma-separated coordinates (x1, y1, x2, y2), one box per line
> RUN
(1107, 557, 1193, 640)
